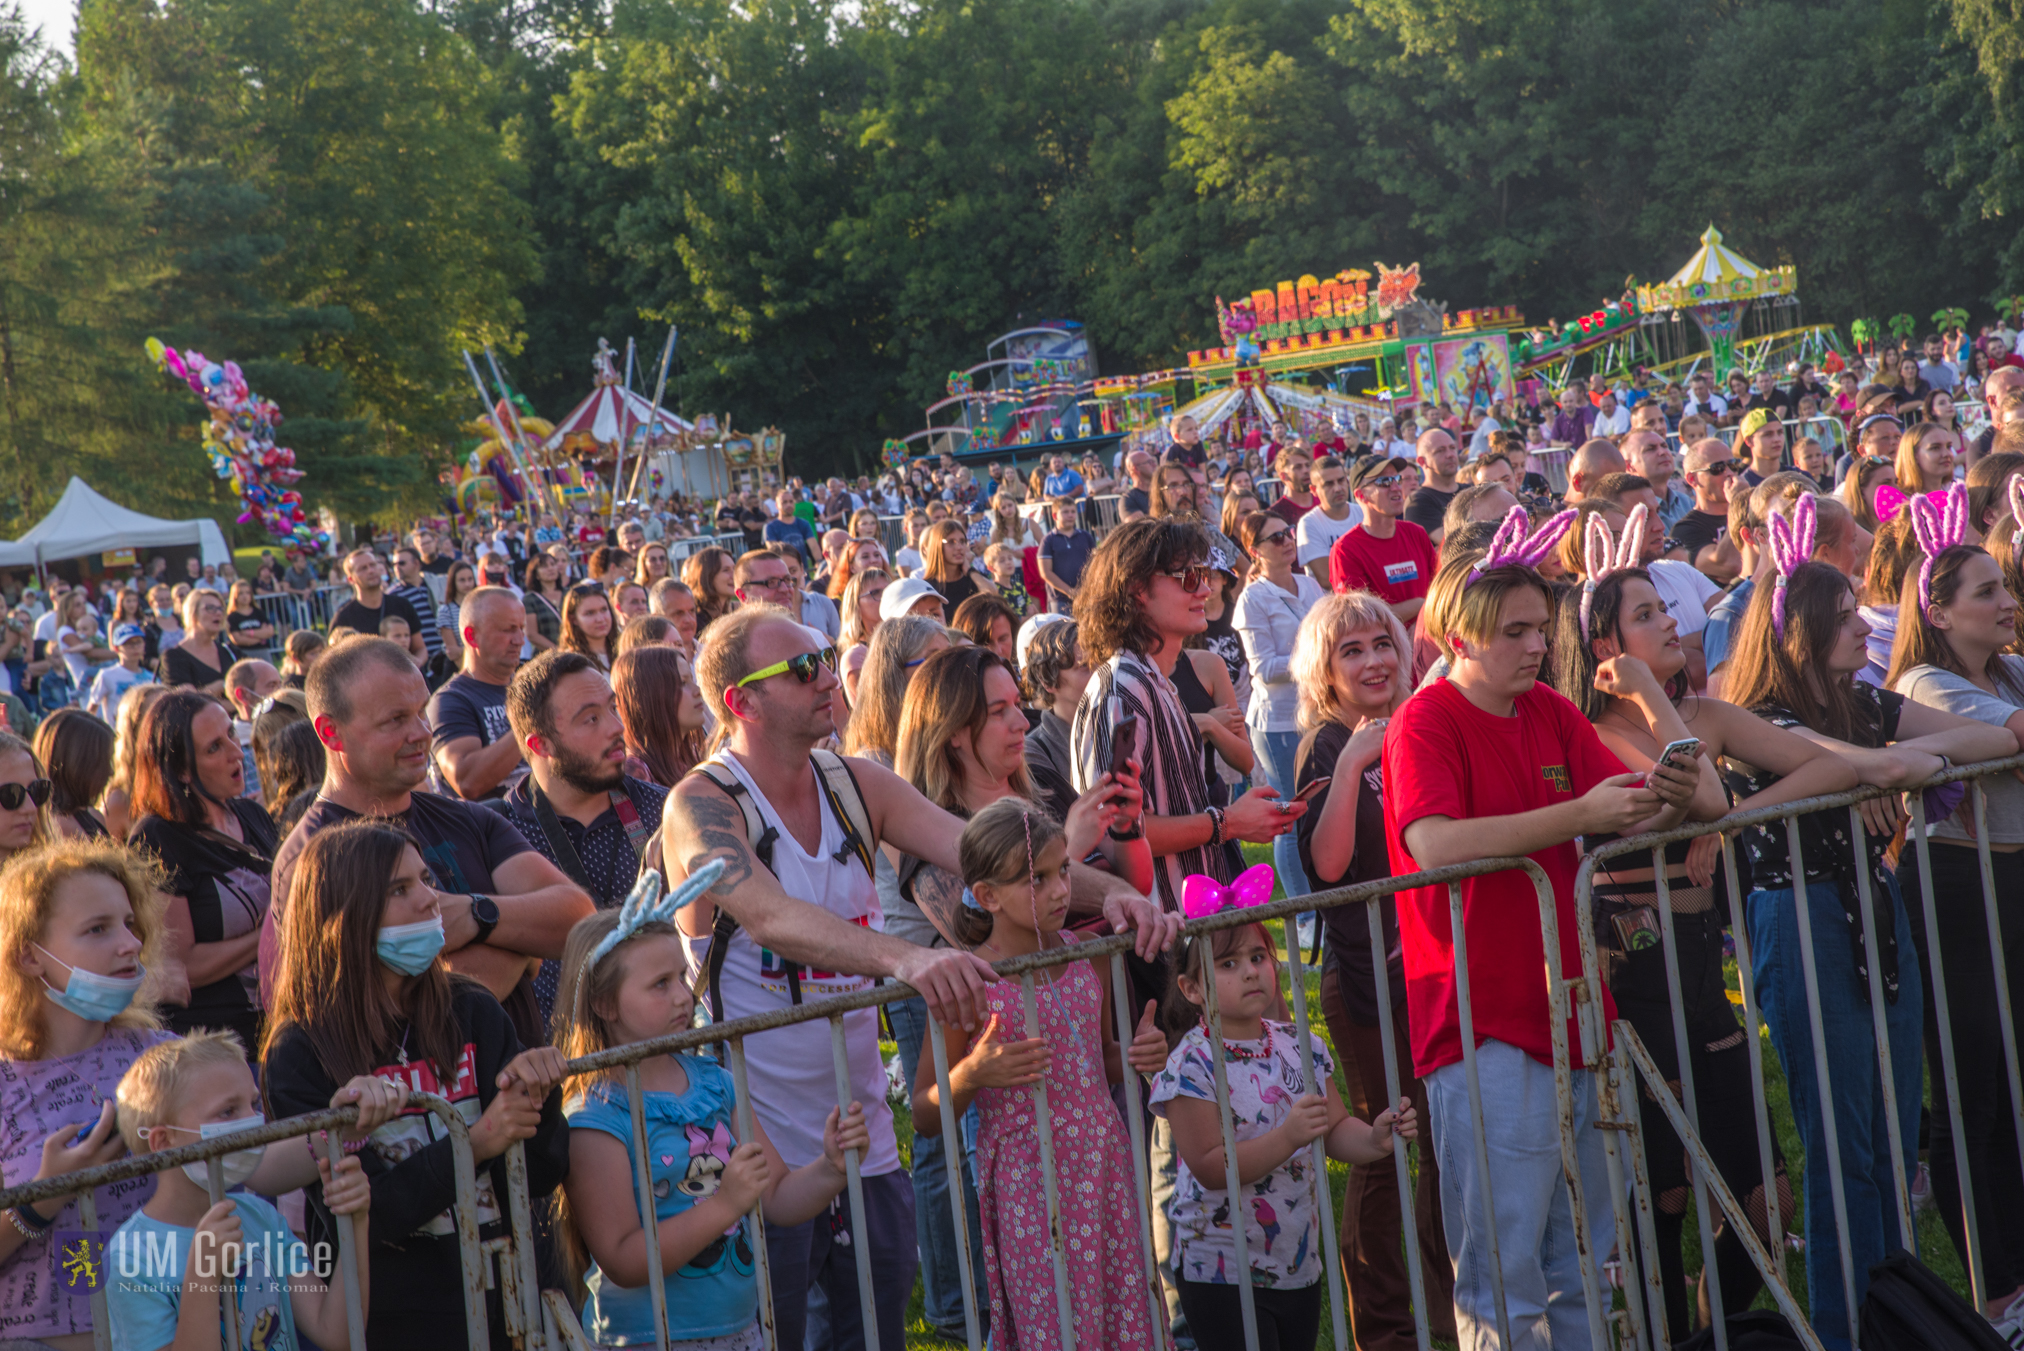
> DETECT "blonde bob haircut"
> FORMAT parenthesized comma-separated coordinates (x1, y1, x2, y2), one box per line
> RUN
(1421, 551, 1557, 663)
(116, 1028, 246, 1153)
(0, 836, 167, 1059)
(1290, 591, 1413, 732)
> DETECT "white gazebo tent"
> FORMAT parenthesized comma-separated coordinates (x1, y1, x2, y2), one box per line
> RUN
(0, 476, 232, 574)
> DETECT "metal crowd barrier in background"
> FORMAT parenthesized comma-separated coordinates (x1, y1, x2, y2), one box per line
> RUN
(20, 758, 2024, 1350)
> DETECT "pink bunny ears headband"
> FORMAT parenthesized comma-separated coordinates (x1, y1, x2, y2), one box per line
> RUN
(1766, 493, 1817, 640)
(1578, 503, 1649, 636)
(1467, 506, 1578, 584)
(1910, 481, 1970, 611)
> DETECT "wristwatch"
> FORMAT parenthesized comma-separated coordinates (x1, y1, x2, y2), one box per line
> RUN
(469, 894, 499, 946)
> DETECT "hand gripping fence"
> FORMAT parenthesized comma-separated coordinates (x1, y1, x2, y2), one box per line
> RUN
(16, 758, 2024, 1351)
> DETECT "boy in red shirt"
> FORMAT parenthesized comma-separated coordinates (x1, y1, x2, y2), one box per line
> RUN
(1330, 456, 1439, 624)
(1382, 508, 1698, 1349)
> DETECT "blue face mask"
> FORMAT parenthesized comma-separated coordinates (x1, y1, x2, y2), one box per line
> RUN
(35, 944, 144, 1023)
(376, 917, 445, 976)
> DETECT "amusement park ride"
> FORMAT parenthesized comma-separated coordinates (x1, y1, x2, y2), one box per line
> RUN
(894, 225, 1840, 475)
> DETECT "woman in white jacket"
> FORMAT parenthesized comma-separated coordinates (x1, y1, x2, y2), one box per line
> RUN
(1233, 509, 1326, 901)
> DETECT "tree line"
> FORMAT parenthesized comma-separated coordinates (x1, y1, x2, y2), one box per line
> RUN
(0, 0, 2017, 531)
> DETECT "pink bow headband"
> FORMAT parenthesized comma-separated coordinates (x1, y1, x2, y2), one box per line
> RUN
(1578, 503, 1648, 637)
(1468, 505, 1577, 584)
(1181, 863, 1276, 920)
(1909, 481, 1969, 611)
(1765, 493, 1817, 640)
(1874, 483, 1952, 524)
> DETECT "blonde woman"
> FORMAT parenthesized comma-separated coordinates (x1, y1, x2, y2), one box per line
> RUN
(842, 615, 949, 759)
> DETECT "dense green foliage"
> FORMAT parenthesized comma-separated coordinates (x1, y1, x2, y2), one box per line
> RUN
(2, 0, 2019, 518)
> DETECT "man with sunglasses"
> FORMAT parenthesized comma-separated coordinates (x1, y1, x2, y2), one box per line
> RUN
(653, 605, 1175, 1350)
(1673, 439, 1743, 570)
(1329, 456, 1437, 624)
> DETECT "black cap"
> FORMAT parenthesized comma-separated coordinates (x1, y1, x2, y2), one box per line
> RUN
(1348, 456, 1413, 492)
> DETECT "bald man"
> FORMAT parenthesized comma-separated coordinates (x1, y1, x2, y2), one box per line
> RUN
(1565, 437, 1627, 499)
(1402, 427, 1463, 542)
(428, 586, 529, 800)
(1971, 364, 2024, 464)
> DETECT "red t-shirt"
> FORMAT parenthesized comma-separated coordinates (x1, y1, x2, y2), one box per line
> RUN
(1329, 521, 1437, 603)
(1382, 678, 1624, 1077)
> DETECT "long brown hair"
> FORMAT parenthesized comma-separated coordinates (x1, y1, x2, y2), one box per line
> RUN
(681, 547, 736, 626)
(1724, 560, 1877, 742)
(34, 708, 113, 817)
(127, 690, 228, 830)
(560, 584, 616, 667)
(893, 646, 1034, 812)
(922, 521, 969, 584)
(612, 645, 703, 786)
(260, 821, 464, 1086)
(1885, 544, 2024, 696)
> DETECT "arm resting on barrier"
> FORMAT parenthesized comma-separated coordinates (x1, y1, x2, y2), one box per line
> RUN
(1402, 771, 1660, 869)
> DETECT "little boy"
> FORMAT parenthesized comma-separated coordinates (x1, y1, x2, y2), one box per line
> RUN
(108, 1031, 371, 1351)
(981, 542, 1032, 619)
(87, 624, 155, 725)
(379, 614, 453, 690)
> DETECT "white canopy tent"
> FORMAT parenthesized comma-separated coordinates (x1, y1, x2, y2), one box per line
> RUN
(0, 476, 232, 571)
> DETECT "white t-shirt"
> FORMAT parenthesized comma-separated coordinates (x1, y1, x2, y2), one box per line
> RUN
(1592, 405, 1631, 437)
(1296, 503, 1363, 567)
(1647, 558, 1721, 637)
(54, 625, 93, 683)
(679, 752, 899, 1175)
(894, 546, 924, 578)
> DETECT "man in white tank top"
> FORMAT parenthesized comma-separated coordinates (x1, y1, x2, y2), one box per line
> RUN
(653, 605, 1175, 1350)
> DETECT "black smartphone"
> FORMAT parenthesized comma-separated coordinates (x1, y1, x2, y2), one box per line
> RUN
(1110, 714, 1140, 779)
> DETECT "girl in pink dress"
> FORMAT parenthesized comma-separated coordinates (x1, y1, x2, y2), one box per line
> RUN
(910, 798, 1168, 1349)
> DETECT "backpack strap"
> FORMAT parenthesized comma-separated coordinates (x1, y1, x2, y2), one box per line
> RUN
(809, 748, 876, 880)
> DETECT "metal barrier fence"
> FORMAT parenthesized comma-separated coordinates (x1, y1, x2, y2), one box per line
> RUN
(18, 758, 2024, 1350)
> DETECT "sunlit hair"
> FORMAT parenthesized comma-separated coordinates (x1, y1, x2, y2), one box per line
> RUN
(1021, 619, 1080, 705)
(1894, 421, 1959, 494)
(1291, 592, 1412, 732)
(1150, 465, 1200, 520)
(1219, 492, 1261, 545)
(615, 614, 677, 657)
(109, 684, 169, 806)
(632, 542, 671, 587)
(34, 708, 113, 819)
(693, 603, 793, 750)
(1552, 499, 1619, 579)
(0, 837, 166, 1059)
(116, 1028, 245, 1154)
(1073, 519, 1209, 666)
(1864, 513, 1922, 608)
(560, 585, 616, 668)
(180, 586, 222, 634)
(680, 547, 736, 628)
(953, 796, 1065, 947)
(260, 822, 463, 1087)
(1885, 544, 2024, 696)
(1967, 452, 2024, 536)
(612, 645, 703, 787)
(923, 521, 969, 584)
(950, 592, 1016, 653)
(839, 568, 889, 651)
(1723, 560, 1876, 743)
(1421, 551, 1556, 663)
(894, 646, 1034, 813)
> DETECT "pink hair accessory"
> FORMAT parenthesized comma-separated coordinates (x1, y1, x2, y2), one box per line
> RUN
(1467, 505, 1578, 583)
(1578, 503, 1649, 636)
(1874, 483, 1954, 524)
(1910, 481, 1970, 611)
(1181, 863, 1276, 920)
(1765, 493, 1818, 640)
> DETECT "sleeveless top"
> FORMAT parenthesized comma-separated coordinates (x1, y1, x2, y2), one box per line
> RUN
(676, 752, 899, 1174)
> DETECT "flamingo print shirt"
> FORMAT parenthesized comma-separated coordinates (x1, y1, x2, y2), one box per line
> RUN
(1148, 1020, 1334, 1288)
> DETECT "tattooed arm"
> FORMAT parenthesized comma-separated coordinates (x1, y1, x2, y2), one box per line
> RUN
(654, 774, 998, 1028)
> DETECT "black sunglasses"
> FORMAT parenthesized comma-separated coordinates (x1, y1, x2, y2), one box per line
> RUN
(568, 581, 607, 596)
(0, 779, 52, 811)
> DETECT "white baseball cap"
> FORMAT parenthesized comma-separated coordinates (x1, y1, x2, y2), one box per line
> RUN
(879, 576, 945, 622)
(1015, 611, 1070, 670)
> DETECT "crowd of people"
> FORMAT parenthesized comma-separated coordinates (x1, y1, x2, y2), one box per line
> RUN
(2, 326, 2024, 1351)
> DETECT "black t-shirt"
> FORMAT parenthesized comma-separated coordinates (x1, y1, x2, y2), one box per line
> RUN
(272, 790, 535, 927)
(1403, 486, 1457, 537)
(1121, 486, 1150, 517)
(1671, 509, 1727, 559)
(1294, 720, 1403, 1026)
(131, 798, 278, 1022)
(227, 609, 268, 648)
(934, 571, 983, 613)
(736, 507, 767, 553)
(158, 641, 238, 690)
(1164, 442, 1205, 470)
(332, 592, 422, 639)
(426, 674, 517, 800)
(1023, 710, 1076, 826)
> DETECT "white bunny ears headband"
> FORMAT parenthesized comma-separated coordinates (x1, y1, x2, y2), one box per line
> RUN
(1577, 503, 1649, 637)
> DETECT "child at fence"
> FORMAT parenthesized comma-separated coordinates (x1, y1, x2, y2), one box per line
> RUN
(553, 865, 870, 1351)
(260, 821, 570, 1351)
(908, 798, 1165, 1349)
(1148, 873, 1415, 1351)
(1720, 482, 2015, 1349)
(107, 1030, 372, 1351)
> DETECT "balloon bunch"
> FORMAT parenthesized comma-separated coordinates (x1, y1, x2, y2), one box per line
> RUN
(145, 338, 330, 551)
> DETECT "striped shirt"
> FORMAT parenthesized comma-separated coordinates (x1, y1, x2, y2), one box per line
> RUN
(1071, 646, 1230, 911)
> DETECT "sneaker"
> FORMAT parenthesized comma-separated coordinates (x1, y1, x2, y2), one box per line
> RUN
(1992, 1293, 2024, 1348)
(1912, 1161, 1935, 1214)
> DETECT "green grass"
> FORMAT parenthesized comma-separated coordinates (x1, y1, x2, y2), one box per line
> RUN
(886, 845, 1975, 1347)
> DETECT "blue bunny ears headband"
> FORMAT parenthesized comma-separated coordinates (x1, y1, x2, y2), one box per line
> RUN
(573, 860, 724, 1012)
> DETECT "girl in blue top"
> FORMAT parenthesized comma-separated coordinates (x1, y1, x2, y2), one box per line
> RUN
(553, 882, 869, 1349)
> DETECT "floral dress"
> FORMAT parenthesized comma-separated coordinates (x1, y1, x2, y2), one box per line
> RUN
(973, 939, 1155, 1349)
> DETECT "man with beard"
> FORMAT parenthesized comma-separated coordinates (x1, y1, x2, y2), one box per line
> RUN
(504, 648, 668, 1017)
(266, 636, 592, 1046)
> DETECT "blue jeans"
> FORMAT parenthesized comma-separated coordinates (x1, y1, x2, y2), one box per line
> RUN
(1747, 878, 1923, 1351)
(1424, 1040, 1614, 1351)
(885, 995, 985, 1336)
(1248, 727, 1310, 899)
